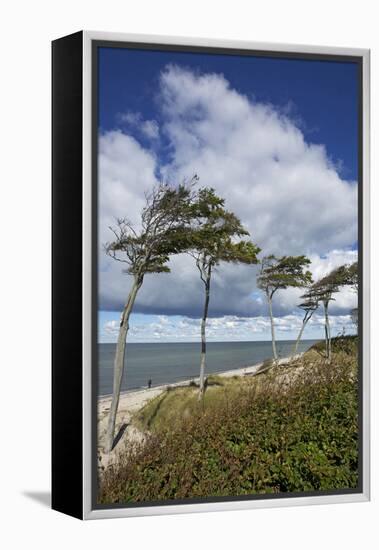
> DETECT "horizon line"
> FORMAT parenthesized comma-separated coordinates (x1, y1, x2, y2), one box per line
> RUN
(98, 338, 321, 345)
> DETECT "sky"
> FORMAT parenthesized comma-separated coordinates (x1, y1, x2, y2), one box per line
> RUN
(97, 46, 359, 343)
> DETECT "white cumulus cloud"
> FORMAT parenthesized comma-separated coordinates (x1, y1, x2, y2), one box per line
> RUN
(98, 65, 358, 322)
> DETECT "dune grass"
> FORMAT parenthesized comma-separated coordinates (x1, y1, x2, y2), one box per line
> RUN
(99, 336, 359, 504)
(133, 374, 243, 433)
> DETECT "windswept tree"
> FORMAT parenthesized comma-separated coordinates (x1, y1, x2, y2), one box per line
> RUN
(104, 178, 198, 453)
(351, 307, 358, 330)
(344, 261, 358, 330)
(257, 255, 312, 361)
(188, 188, 260, 399)
(292, 264, 353, 355)
(311, 264, 351, 360)
(292, 287, 319, 356)
(345, 261, 358, 291)
(312, 279, 335, 360)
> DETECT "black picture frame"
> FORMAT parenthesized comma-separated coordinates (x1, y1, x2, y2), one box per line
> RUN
(52, 31, 370, 520)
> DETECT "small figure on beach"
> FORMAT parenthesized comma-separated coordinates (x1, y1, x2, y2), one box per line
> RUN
(148, 378, 152, 389)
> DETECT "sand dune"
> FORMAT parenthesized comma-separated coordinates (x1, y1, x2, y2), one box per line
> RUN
(97, 354, 301, 471)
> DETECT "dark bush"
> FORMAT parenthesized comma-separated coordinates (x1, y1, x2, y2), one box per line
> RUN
(99, 341, 358, 504)
(311, 334, 358, 356)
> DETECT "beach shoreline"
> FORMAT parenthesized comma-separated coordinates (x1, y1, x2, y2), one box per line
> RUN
(97, 339, 318, 397)
(98, 353, 303, 404)
(97, 353, 303, 467)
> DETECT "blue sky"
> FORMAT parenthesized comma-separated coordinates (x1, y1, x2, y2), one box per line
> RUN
(99, 47, 359, 179)
(97, 46, 359, 343)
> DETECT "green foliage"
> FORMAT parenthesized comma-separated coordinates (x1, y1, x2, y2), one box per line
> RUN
(345, 261, 358, 289)
(329, 262, 358, 289)
(307, 265, 358, 361)
(134, 376, 241, 433)
(257, 255, 313, 298)
(106, 182, 261, 281)
(311, 335, 358, 356)
(311, 262, 358, 304)
(188, 187, 261, 271)
(298, 286, 320, 313)
(99, 339, 358, 503)
(105, 178, 200, 278)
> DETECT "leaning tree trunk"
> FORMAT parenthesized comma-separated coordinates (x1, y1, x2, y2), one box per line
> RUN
(105, 275, 142, 453)
(267, 292, 278, 361)
(293, 319, 307, 357)
(198, 266, 211, 400)
(292, 311, 313, 357)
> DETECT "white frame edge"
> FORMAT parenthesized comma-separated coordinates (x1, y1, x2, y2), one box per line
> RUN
(82, 30, 370, 520)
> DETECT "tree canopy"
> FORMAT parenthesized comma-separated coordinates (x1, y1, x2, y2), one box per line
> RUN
(308, 263, 357, 361)
(104, 178, 200, 452)
(257, 255, 313, 298)
(344, 261, 358, 291)
(311, 262, 357, 304)
(187, 187, 261, 272)
(185, 187, 260, 397)
(105, 178, 199, 279)
(257, 255, 312, 361)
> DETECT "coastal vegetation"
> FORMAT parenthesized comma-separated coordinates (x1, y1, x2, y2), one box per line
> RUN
(99, 335, 358, 503)
(292, 289, 319, 356)
(257, 255, 313, 361)
(103, 176, 358, 457)
(104, 179, 260, 450)
(95, 53, 361, 509)
(103, 178, 199, 452)
(186, 187, 260, 398)
(294, 262, 359, 360)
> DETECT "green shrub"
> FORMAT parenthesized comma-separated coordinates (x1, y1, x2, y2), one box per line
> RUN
(99, 340, 358, 504)
(311, 334, 358, 356)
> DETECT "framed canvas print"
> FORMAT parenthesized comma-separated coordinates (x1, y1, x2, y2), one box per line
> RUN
(52, 31, 370, 520)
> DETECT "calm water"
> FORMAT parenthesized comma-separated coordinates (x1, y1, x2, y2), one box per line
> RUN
(98, 340, 318, 396)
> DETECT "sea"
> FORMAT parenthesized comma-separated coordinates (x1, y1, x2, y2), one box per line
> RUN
(98, 339, 318, 396)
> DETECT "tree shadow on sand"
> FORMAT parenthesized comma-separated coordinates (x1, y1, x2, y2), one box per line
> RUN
(146, 392, 170, 430)
(111, 423, 128, 451)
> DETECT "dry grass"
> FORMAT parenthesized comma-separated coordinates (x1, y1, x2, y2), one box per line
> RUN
(99, 336, 359, 504)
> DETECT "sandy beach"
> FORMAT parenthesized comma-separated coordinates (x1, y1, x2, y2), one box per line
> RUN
(97, 354, 300, 470)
